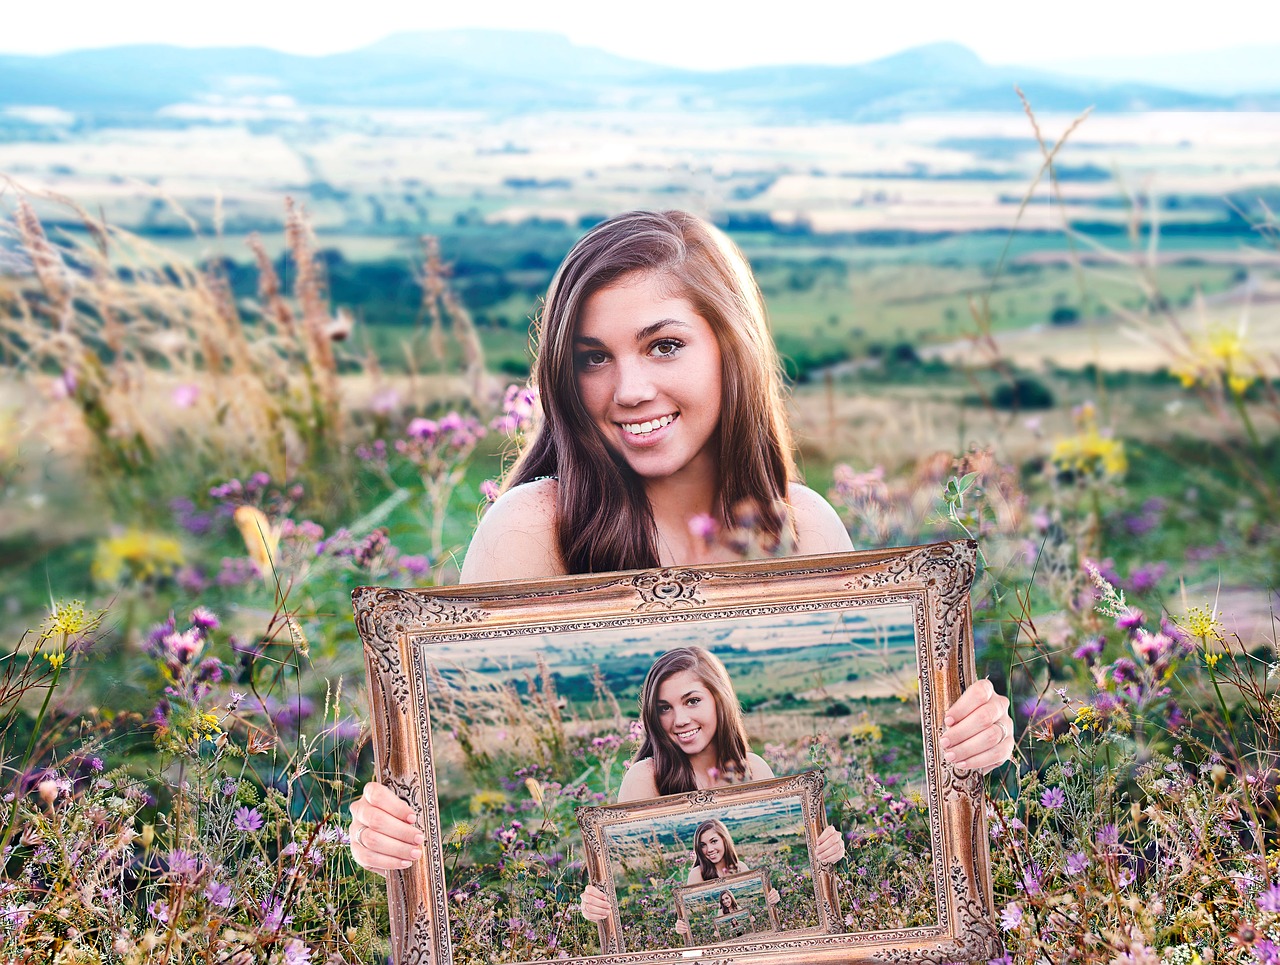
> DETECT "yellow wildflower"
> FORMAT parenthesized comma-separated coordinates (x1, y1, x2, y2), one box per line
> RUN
(1205, 652, 1222, 670)
(43, 651, 66, 670)
(895, 679, 920, 703)
(92, 530, 184, 585)
(849, 721, 883, 743)
(469, 790, 509, 815)
(41, 599, 93, 640)
(1172, 320, 1259, 394)
(1049, 401, 1126, 480)
(448, 821, 475, 844)
(1181, 605, 1224, 643)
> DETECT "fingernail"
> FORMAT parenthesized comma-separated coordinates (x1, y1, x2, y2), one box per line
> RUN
(944, 751, 955, 761)
(944, 716, 955, 726)
(940, 737, 950, 748)
(411, 849, 421, 859)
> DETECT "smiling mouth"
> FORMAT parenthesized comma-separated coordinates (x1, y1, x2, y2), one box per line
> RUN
(618, 412, 678, 436)
(674, 726, 701, 744)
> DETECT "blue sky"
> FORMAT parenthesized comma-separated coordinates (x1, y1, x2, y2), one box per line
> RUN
(5, 0, 1274, 71)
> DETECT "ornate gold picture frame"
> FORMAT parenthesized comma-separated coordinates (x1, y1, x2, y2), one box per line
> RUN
(577, 772, 823, 953)
(675, 869, 780, 947)
(351, 539, 998, 965)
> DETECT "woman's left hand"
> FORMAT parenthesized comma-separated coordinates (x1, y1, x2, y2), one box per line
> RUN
(814, 824, 845, 865)
(940, 679, 1013, 773)
(766, 888, 781, 906)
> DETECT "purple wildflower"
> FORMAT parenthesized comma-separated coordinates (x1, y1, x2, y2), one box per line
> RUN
(1115, 607, 1145, 631)
(234, 807, 264, 833)
(1040, 787, 1066, 810)
(1125, 562, 1167, 595)
(1255, 940, 1280, 965)
(1065, 852, 1087, 875)
(688, 514, 719, 541)
(1020, 696, 1053, 722)
(282, 939, 312, 965)
(260, 899, 293, 931)
(998, 901, 1022, 931)
(480, 480, 500, 501)
(205, 880, 233, 908)
(406, 418, 438, 440)
(1073, 636, 1105, 663)
(1259, 883, 1280, 913)
(190, 607, 220, 632)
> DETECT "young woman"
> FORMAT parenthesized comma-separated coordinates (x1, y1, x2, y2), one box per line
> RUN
(690, 818, 743, 883)
(347, 210, 1015, 889)
(577, 649, 822, 922)
(618, 648, 771, 803)
(716, 885, 752, 931)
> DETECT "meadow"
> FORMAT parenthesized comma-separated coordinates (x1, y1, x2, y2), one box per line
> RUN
(1, 101, 1280, 965)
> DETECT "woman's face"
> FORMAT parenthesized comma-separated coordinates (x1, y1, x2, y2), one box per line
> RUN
(574, 272, 723, 486)
(699, 828, 727, 866)
(720, 892, 733, 911)
(655, 669, 718, 758)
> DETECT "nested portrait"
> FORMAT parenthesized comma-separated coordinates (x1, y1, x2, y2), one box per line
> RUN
(676, 870, 778, 946)
(352, 539, 999, 965)
(578, 773, 827, 953)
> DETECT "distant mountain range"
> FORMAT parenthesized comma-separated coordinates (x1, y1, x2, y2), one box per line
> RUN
(1, 30, 1277, 119)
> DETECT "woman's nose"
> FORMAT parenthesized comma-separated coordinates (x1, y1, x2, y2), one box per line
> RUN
(612, 358, 656, 407)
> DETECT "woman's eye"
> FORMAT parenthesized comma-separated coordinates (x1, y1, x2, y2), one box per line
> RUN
(686, 697, 700, 706)
(651, 339, 683, 358)
(576, 351, 608, 368)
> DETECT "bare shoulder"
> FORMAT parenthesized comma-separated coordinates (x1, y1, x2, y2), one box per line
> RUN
(786, 482, 854, 555)
(746, 752, 775, 781)
(459, 478, 564, 584)
(617, 758, 658, 803)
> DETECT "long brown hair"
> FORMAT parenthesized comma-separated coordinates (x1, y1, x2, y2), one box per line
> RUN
(502, 210, 797, 573)
(694, 819, 742, 882)
(635, 647, 750, 795)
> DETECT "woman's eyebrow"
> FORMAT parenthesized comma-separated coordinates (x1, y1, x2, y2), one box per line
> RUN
(573, 319, 691, 346)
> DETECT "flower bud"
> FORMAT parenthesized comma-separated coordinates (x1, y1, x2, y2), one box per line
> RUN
(37, 780, 59, 806)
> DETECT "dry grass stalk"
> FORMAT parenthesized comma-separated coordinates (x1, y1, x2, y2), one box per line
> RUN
(418, 235, 487, 407)
(0, 188, 355, 474)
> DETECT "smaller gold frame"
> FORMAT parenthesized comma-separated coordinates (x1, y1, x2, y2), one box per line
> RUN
(578, 772, 834, 954)
(676, 870, 780, 946)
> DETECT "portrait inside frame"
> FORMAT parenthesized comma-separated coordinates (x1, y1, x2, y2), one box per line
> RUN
(578, 773, 826, 954)
(675, 869, 780, 946)
(351, 539, 1000, 965)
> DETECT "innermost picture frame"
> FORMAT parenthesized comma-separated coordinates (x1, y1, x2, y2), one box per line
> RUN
(352, 539, 999, 965)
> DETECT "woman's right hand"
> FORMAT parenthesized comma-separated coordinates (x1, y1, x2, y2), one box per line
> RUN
(580, 884, 612, 922)
(675, 919, 691, 938)
(349, 782, 424, 873)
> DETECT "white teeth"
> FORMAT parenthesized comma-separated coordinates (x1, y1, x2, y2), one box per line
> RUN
(621, 414, 676, 435)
